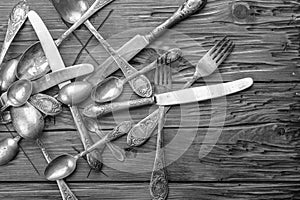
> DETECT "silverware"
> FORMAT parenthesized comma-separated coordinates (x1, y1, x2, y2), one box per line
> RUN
(0, 111, 12, 125)
(91, 48, 182, 103)
(84, 0, 207, 87)
(29, 94, 62, 116)
(44, 121, 132, 181)
(11, 102, 45, 140)
(150, 64, 172, 200)
(50, 0, 152, 98)
(57, 81, 92, 106)
(85, 118, 126, 162)
(31, 63, 94, 94)
(84, 49, 182, 117)
(0, 136, 21, 166)
(0, 0, 29, 66)
(0, 79, 32, 112)
(0, 58, 19, 93)
(16, 0, 113, 81)
(27, 10, 102, 170)
(127, 37, 235, 146)
(36, 139, 78, 200)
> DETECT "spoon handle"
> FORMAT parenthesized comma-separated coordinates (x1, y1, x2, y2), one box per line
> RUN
(36, 139, 78, 200)
(83, 20, 152, 98)
(0, 103, 9, 112)
(54, 0, 115, 47)
(80, 121, 132, 158)
(83, 97, 155, 118)
(95, 129, 125, 162)
(0, 0, 29, 66)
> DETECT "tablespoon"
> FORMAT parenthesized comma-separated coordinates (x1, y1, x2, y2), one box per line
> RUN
(50, 0, 152, 98)
(85, 118, 126, 162)
(0, 0, 29, 67)
(91, 48, 182, 103)
(0, 79, 32, 112)
(0, 136, 21, 166)
(44, 121, 132, 181)
(16, 0, 114, 80)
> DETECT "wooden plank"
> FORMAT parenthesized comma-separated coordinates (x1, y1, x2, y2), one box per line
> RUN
(0, 123, 299, 182)
(0, 182, 300, 200)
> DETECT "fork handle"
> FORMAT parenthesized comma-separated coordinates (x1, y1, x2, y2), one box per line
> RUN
(83, 97, 155, 118)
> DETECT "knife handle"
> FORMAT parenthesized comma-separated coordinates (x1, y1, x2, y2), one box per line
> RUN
(83, 97, 155, 118)
(145, 0, 207, 43)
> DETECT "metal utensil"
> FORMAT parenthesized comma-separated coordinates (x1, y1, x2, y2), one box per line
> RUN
(84, 0, 207, 87)
(127, 37, 235, 146)
(85, 118, 126, 162)
(91, 48, 182, 103)
(44, 121, 132, 181)
(28, 10, 102, 170)
(36, 139, 78, 200)
(0, 58, 19, 93)
(16, 0, 114, 80)
(0, 136, 21, 166)
(31, 63, 94, 94)
(0, 111, 12, 125)
(57, 81, 92, 106)
(150, 64, 172, 200)
(29, 93, 62, 116)
(50, 0, 152, 98)
(0, 79, 32, 112)
(84, 49, 182, 117)
(11, 102, 45, 140)
(0, 0, 29, 66)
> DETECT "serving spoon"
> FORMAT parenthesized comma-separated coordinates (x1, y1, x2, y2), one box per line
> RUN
(91, 48, 182, 103)
(0, 0, 29, 67)
(49, 0, 152, 98)
(0, 79, 32, 112)
(45, 121, 132, 181)
(15, 0, 114, 80)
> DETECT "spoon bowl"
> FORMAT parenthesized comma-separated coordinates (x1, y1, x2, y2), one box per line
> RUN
(45, 154, 78, 181)
(0, 58, 19, 93)
(91, 77, 123, 103)
(0, 136, 21, 166)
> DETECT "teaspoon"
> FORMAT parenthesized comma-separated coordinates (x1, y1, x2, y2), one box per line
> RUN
(45, 121, 132, 181)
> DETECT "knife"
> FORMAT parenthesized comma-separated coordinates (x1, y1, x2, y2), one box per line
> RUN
(31, 63, 94, 94)
(83, 78, 254, 118)
(28, 11, 103, 170)
(83, 0, 207, 86)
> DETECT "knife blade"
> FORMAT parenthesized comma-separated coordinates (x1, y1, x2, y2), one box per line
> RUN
(83, 0, 207, 86)
(83, 78, 254, 118)
(28, 10, 103, 170)
(32, 64, 94, 94)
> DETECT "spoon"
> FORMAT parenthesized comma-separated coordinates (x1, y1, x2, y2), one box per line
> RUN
(0, 136, 22, 166)
(91, 48, 182, 103)
(16, 0, 114, 80)
(50, 0, 152, 98)
(85, 118, 126, 162)
(57, 81, 92, 106)
(29, 93, 62, 116)
(11, 102, 45, 140)
(0, 58, 19, 93)
(0, 0, 29, 66)
(45, 121, 132, 181)
(0, 79, 32, 112)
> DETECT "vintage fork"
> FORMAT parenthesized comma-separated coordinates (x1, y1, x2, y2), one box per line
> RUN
(127, 36, 235, 147)
(150, 63, 172, 200)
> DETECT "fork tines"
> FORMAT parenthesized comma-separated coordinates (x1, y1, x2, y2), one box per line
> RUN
(209, 36, 235, 65)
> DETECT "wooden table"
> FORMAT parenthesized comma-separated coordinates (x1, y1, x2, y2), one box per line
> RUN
(0, 0, 299, 199)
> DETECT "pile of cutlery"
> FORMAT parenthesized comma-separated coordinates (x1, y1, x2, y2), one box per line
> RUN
(0, 0, 254, 200)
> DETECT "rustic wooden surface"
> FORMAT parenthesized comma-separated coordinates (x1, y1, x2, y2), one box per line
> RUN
(0, 0, 299, 199)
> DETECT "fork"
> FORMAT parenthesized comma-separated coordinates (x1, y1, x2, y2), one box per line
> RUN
(127, 36, 234, 147)
(150, 63, 172, 200)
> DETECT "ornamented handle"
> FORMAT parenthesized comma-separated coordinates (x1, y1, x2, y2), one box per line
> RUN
(145, 0, 207, 42)
(150, 158, 168, 200)
(83, 97, 155, 118)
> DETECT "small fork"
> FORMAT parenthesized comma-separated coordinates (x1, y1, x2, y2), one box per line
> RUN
(149, 62, 172, 200)
(184, 36, 234, 88)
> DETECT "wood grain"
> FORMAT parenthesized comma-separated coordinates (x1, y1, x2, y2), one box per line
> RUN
(0, 0, 299, 199)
